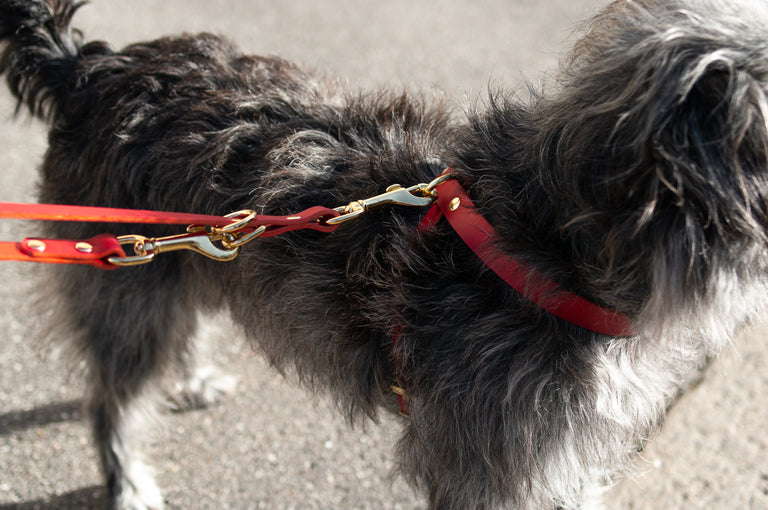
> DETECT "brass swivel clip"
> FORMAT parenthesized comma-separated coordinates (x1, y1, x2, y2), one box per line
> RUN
(326, 183, 437, 225)
(108, 230, 240, 266)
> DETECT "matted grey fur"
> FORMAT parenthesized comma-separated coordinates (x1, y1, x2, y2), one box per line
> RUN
(1, 0, 767, 508)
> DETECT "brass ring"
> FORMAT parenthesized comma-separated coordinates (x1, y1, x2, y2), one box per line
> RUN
(218, 210, 257, 234)
(107, 235, 156, 266)
(223, 225, 267, 248)
(425, 172, 455, 194)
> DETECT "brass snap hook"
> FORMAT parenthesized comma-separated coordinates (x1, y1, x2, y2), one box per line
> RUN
(107, 232, 240, 266)
(326, 183, 437, 225)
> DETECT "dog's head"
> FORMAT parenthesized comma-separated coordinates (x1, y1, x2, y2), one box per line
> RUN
(530, 0, 768, 331)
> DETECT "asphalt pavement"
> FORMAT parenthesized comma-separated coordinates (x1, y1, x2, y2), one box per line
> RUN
(0, 1, 766, 509)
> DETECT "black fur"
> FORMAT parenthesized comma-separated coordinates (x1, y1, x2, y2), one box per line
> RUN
(2, 0, 768, 508)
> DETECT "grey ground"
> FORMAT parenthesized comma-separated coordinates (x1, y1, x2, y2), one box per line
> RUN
(0, 1, 766, 509)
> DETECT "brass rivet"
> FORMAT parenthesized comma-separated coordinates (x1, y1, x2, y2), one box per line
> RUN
(448, 197, 461, 211)
(75, 242, 94, 253)
(27, 240, 46, 252)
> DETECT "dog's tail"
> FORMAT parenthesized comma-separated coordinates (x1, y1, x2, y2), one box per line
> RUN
(0, 0, 99, 119)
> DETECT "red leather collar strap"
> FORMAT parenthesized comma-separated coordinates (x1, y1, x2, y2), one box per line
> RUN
(421, 178, 636, 337)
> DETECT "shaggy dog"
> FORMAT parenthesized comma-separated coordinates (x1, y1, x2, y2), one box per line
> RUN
(2, 0, 768, 508)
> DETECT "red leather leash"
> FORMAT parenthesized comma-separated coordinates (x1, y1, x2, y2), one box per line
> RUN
(0, 233, 129, 269)
(0, 202, 236, 225)
(0, 202, 340, 269)
(0, 182, 441, 269)
(0, 203, 228, 268)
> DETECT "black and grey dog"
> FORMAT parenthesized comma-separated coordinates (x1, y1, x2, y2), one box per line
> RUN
(2, 0, 768, 508)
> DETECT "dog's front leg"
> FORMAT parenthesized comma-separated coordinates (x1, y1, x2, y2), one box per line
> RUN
(55, 262, 201, 510)
(90, 390, 165, 510)
(167, 319, 237, 412)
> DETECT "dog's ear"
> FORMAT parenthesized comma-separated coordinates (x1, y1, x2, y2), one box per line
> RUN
(540, 0, 768, 316)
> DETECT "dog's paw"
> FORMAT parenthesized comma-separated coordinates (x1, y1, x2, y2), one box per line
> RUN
(113, 461, 165, 510)
(168, 365, 237, 412)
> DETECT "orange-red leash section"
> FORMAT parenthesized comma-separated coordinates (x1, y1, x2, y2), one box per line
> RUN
(0, 183, 440, 269)
(0, 202, 238, 225)
(0, 202, 341, 269)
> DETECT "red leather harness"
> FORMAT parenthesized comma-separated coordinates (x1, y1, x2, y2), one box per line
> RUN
(422, 178, 634, 337)
(391, 177, 635, 416)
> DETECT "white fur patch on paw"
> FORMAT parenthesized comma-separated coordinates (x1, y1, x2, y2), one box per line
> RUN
(116, 460, 165, 510)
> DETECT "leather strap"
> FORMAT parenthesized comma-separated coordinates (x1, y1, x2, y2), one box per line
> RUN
(0, 202, 340, 268)
(423, 178, 635, 336)
(0, 202, 234, 226)
(242, 206, 339, 237)
(392, 176, 635, 417)
(0, 234, 127, 270)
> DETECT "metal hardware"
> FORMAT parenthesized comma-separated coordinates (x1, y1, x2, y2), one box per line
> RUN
(390, 385, 410, 418)
(218, 210, 258, 234)
(107, 235, 156, 266)
(105, 171, 456, 267)
(221, 225, 267, 249)
(326, 183, 438, 225)
(107, 232, 240, 266)
(207, 210, 268, 249)
(26, 240, 46, 252)
(448, 197, 461, 211)
(425, 172, 455, 193)
(75, 242, 94, 253)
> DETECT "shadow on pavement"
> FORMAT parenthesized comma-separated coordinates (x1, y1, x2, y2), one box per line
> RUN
(0, 400, 83, 435)
(0, 486, 104, 510)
